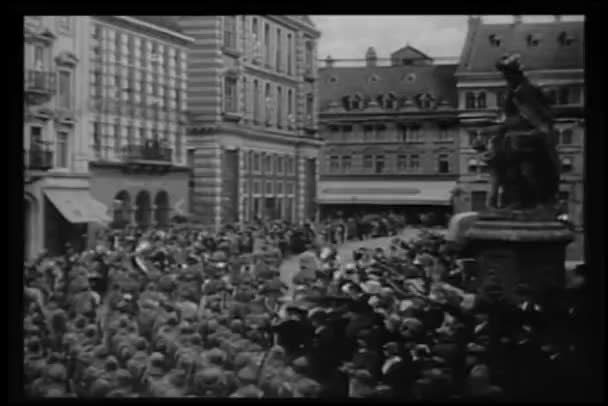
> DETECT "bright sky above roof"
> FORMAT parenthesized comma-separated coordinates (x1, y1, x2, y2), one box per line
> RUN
(311, 15, 585, 61)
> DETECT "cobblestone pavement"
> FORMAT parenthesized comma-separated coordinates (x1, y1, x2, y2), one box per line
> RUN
(279, 227, 447, 291)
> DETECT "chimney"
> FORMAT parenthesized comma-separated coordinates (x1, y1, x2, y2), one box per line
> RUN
(365, 47, 378, 67)
(513, 15, 523, 24)
(325, 55, 335, 68)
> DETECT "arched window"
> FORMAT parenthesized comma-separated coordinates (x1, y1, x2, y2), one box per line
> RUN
(476, 92, 487, 109)
(376, 94, 385, 108)
(135, 190, 151, 228)
(154, 190, 170, 227)
(352, 94, 362, 110)
(113, 190, 131, 227)
(465, 92, 476, 109)
(386, 93, 397, 110)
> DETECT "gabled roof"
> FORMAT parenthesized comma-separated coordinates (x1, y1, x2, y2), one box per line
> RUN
(391, 45, 433, 63)
(458, 20, 584, 74)
(319, 63, 458, 111)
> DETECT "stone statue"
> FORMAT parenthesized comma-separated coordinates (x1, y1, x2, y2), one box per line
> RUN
(473, 54, 561, 211)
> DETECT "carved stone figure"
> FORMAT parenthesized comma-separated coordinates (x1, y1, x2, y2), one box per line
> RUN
(473, 54, 561, 211)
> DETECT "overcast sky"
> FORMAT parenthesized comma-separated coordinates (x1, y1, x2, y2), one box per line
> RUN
(311, 15, 585, 61)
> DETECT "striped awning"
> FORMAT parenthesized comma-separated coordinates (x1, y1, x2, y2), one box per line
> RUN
(318, 180, 456, 206)
(44, 189, 111, 224)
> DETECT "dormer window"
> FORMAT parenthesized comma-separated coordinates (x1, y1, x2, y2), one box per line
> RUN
(328, 76, 338, 84)
(386, 93, 397, 110)
(404, 73, 416, 83)
(417, 93, 433, 110)
(526, 33, 540, 47)
(558, 31, 574, 46)
(352, 94, 362, 110)
(489, 34, 502, 47)
(342, 96, 351, 111)
(376, 95, 385, 108)
(369, 74, 380, 83)
(402, 58, 413, 66)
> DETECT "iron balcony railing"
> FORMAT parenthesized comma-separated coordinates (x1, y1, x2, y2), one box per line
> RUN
(25, 148, 54, 170)
(122, 144, 172, 163)
(24, 70, 56, 94)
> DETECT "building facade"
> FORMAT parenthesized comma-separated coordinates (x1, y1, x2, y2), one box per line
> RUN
(318, 46, 460, 224)
(24, 16, 104, 258)
(454, 16, 585, 260)
(87, 16, 192, 231)
(177, 15, 322, 228)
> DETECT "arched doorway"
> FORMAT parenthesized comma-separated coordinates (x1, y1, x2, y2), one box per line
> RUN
(135, 190, 151, 228)
(154, 190, 170, 226)
(113, 190, 131, 228)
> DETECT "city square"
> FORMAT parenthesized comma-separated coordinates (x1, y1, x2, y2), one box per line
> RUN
(21, 15, 595, 400)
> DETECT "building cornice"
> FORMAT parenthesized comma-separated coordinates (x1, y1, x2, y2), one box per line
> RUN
(456, 68, 584, 79)
(111, 16, 195, 43)
(265, 15, 320, 37)
(319, 111, 459, 121)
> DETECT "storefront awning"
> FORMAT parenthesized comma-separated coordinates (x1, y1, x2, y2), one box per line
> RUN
(44, 189, 111, 225)
(318, 180, 456, 206)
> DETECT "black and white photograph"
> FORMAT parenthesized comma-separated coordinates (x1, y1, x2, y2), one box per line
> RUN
(17, 13, 603, 400)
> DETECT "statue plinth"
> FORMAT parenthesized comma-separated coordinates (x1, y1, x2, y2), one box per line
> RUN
(464, 209, 574, 305)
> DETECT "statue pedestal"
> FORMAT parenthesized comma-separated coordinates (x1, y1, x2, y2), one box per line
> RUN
(464, 209, 574, 305)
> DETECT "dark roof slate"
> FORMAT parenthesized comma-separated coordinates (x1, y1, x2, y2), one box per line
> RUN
(319, 63, 458, 110)
(459, 20, 584, 73)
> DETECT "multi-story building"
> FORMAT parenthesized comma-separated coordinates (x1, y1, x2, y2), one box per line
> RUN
(317, 46, 460, 224)
(23, 16, 193, 259)
(24, 16, 105, 258)
(177, 15, 322, 228)
(87, 16, 193, 231)
(454, 15, 585, 260)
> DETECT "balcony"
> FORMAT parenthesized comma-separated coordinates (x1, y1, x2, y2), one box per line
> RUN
(122, 144, 172, 163)
(24, 70, 56, 105)
(25, 148, 54, 171)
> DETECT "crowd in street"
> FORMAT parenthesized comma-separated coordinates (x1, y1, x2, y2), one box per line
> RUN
(23, 220, 590, 399)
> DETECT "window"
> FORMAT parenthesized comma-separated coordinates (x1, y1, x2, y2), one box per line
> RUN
(175, 131, 182, 162)
(243, 151, 250, 172)
(224, 76, 237, 113)
(265, 83, 271, 124)
(409, 154, 420, 171)
(58, 70, 73, 109)
(114, 124, 121, 154)
(252, 17, 258, 35)
(276, 28, 282, 71)
(253, 181, 261, 194)
(352, 95, 362, 110)
(276, 182, 283, 195)
(30, 126, 43, 149)
(418, 94, 432, 109)
(253, 152, 261, 172)
(374, 155, 385, 174)
(399, 125, 408, 142)
(465, 92, 476, 109)
(57, 16, 72, 34)
(468, 158, 478, 173)
(397, 155, 407, 171)
(363, 155, 373, 170)
(329, 155, 339, 173)
(287, 33, 293, 75)
(558, 87, 570, 105)
(277, 86, 283, 127)
(342, 125, 352, 140)
(558, 191, 569, 213)
(93, 122, 101, 150)
(242, 77, 247, 117)
(33, 45, 44, 70)
(558, 31, 574, 46)
(375, 125, 386, 141)
(264, 23, 270, 66)
(341, 155, 352, 171)
(56, 131, 69, 168)
(476, 92, 487, 109)
(266, 181, 273, 195)
(277, 156, 284, 174)
(526, 33, 540, 47)
(437, 125, 452, 142)
(386, 94, 397, 110)
(560, 128, 573, 145)
(244, 181, 249, 194)
(243, 197, 249, 221)
(263, 154, 272, 173)
(363, 125, 374, 142)
(561, 157, 573, 173)
(438, 154, 450, 173)
(286, 182, 294, 195)
(253, 80, 260, 123)
(545, 88, 558, 105)
(286, 157, 294, 174)
(223, 16, 237, 49)
(306, 93, 314, 117)
(488, 34, 502, 47)
(305, 41, 314, 71)
(471, 191, 487, 211)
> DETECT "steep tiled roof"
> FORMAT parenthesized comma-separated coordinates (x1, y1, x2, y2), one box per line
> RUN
(319, 64, 458, 111)
(458, 20, 584, 73)
(390, 45, 433, 63)
(129, 16, 183, 34)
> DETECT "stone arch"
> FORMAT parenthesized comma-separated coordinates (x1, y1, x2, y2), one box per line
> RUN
(154, 190, 170, 226)
(134, 190, 151, 228)
(113, 190, 131, 227)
